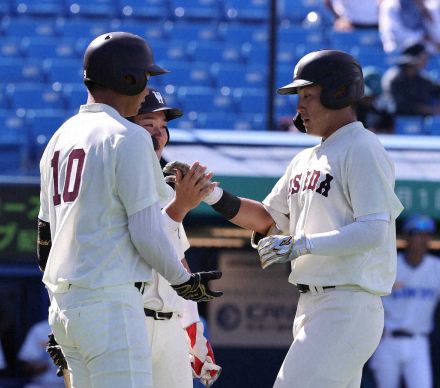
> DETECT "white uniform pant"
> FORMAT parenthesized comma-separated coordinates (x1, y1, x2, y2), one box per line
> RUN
(49, 284, 152, 388)
(145, 314, 193, 388)
(274, 287, 384, 388)
(370, 335, 432, 388)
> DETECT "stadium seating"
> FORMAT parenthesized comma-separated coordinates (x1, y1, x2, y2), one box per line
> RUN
(0, 0, 438, 175)
(394, 116, 426, 136)
(11, 0, 64, 16)
(117, 0, 168, 19)
(169, 0, 221, 21)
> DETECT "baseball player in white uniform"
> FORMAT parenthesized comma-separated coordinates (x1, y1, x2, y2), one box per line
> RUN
(176, 50, 403, 388)
(37, 32, 222, 388)
(370, 214, 440, 388)
(130, 89, 221, 388)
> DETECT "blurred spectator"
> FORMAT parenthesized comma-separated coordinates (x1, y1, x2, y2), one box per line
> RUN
(382, 42, 440, 116)
(379, 0, 440, 54)
(0, 342, 5, 371)
(18, 320, 64, 388)
(324, 0, 379, 30)
(357, 66, 396, 134)
(370, 214, 440, 388)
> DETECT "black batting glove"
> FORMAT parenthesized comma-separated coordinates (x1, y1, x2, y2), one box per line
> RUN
(172, 271, 223, 302)
(46, 333, 67, 377)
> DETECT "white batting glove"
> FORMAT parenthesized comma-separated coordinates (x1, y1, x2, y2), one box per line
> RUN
(185, 321, 222, 386)
(257, 233, 311, 269)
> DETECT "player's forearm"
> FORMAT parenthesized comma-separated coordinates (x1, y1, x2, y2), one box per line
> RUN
(164, 199, 191, 223)
(128, 203, 190, 285)
(229, 198, 274, 235)
(208, 188, 273, 234)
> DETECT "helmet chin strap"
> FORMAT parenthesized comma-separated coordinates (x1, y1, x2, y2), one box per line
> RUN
(293, 112, 306, 133)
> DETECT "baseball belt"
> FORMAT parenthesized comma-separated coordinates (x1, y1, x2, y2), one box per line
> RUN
(144, 308, 174, 320)
(296, 284, 336, 293)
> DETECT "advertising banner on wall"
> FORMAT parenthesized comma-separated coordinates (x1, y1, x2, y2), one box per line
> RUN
(208, 250, 299, 348)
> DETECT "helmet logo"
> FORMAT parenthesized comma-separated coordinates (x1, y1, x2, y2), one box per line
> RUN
(152, 90, 164, 104)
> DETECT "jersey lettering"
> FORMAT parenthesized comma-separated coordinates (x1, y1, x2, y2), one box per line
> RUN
(289, 174, 302, 195)
(307, 170, 321, 190)
(51, 151, 61, 206)
(288, 171, 333, 198)
(315, 174, 333, 197)
(51, 149, 86, 206)
(302, 171, 312, 191)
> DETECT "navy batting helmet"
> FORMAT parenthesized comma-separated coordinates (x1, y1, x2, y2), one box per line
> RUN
(278, 49, 364, 110)
(83, 32, 169, 96)
(138, 89, 183, 121)
(403, 214, 436, 234)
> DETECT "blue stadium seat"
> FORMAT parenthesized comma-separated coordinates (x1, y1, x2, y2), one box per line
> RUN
(276, 43, 299, 65)
(278, 0, 323, 22)
(275, 64, 292, 90)
(176, 86, 215, 112)
(0, 111, 28, 141)
(277, 25, 325, 46)
(274, 93, 297, 118)
(213, 63, 266, 88)
(161, 62, 213, 88)
(2, 17, 57, 37)
(242, 42, 269, 65)
(169, 0, 220, 21)
(43, 58, 83, 84)
(117, 0, 169, 19)
(186, 41, 225, 63)
(0, 38, 23, 58)
(151, 42, 189, 63)
(222, 24, 268, 45)
(202, 112, 264, 130)
(212, 63, 243, 88)
(0, 111, 29, 173)
(21, 37, 77, 59)
(242, 66, 267, 88)
(0, 1, 10, 16)
(223, 0, 268, 22)
(197, 112, 242, 130)
(26, 109, 67, 161)
(0, 59, 25, 84)
(394, 116, 426, 135)
(329, 29, 382, 52)
(7, 85, 65, 110)
(57, 18, 110, 39)
(110, 20, 166, 41)
(12, 0, 64, 16)
(62, 83, 87, 111)
(27, 109, 66, 140)
(165, 22, 219, 42)
(423, 116, 440, 135)
(0, 58, 44, 84)
(65, 0, 116, 17)
(212, 89, 236, 112)
(234, 88, 268, 114)
(0, 137, 29, 173)
(187, 41, 244, 63)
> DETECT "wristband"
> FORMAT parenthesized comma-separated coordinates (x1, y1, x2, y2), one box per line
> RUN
(211, 190, 241, 220)
(203, 185, 224, 205)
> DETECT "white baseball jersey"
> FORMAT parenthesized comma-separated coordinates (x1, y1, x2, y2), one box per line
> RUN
(142, 185, 190, 313)
(39, 103, 185, 293)
(18, 320, 64, 388)
(383, 253, 440, 334)
(263, 121, 404, 295)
